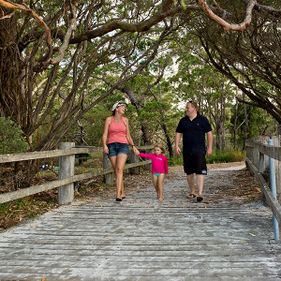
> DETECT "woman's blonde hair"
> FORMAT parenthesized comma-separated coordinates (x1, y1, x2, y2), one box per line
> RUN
(154, 144, 165, 154)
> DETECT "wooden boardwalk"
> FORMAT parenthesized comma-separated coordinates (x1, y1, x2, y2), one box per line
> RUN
(0, 165, 281, 281)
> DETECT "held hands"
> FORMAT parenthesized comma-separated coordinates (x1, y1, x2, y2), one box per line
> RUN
(133, 146, 140, 155)
(103, 145, 109, 155)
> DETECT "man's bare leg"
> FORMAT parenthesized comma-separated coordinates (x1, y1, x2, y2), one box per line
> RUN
(186, 174, 196, 197)
(196, 174, 204, 202)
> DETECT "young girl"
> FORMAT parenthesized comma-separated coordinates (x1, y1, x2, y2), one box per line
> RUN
(135, 145, 168, 202)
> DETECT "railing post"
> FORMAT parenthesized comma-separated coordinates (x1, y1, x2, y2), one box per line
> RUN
(268, 138, 279, 240)
(272, 136, 281, 203)
(58, 142, 75, 205)
(103, 154, 114, 185)
(128, 148, 140, 175)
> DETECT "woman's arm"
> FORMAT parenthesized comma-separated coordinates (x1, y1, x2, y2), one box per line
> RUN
(102, 117, 110, 154)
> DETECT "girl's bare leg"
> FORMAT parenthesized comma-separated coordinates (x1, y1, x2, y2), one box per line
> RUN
(152, 175, 159, 199)
(157, 174, 165, 202)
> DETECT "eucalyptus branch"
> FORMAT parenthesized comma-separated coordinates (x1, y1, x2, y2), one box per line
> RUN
(246, 0, 281, 16)
(85, 30, 170, 111)
(51, 1, 78, 64)
(0, 0, 52, 45)
(198, 0, 256, 31)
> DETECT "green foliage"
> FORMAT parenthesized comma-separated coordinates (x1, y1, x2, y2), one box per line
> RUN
(169, 150, 245, 166)
(206, 150, 245, 164)
(168, 155, 183, 166)
(0, 117, 29, 154)
(229, 103, 277, 149)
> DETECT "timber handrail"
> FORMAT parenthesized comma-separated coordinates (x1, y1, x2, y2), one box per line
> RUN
(245, 138, 281, 226)
(0, 143, 154, 205)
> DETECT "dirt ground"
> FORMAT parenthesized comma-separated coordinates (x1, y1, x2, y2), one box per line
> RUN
(0, 161, 262, 230)
(76, 161, 262, 206)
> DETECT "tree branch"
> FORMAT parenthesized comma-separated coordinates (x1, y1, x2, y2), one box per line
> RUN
(51, 1, 77, 64)
(0, 0, 52, 46)
(197, 0, 257, 31)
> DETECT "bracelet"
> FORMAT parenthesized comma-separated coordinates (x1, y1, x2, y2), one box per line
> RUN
(131, 144, 135, 147)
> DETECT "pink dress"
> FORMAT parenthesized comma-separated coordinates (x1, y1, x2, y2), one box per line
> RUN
(139, 153, 168, 174)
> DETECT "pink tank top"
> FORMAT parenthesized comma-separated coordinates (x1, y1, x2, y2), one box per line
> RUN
(107, 117, 128, 144)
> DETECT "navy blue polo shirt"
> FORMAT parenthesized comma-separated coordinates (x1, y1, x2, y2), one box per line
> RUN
(176, 114, 212, 153)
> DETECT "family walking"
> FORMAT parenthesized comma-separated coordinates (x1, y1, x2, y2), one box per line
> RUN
(102, 100, 213, 203)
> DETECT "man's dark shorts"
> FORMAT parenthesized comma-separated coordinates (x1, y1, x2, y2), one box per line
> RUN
(183, 151, 207, 175)
(108, 142, 129, 157)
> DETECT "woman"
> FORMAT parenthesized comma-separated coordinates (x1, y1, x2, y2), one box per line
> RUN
(102, 100, 137, 201)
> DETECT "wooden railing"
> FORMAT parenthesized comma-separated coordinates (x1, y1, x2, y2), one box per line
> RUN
(0, 143, 153, 205)
(245, 137, 281, 226)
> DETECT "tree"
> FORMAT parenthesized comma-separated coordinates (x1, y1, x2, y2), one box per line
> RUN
(1, 0, 279, 152)
(195, 2, 281, 126)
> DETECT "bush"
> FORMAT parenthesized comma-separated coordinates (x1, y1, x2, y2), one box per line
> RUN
(206, 150, 245, 164)
(0, 117, 29, 154)
(169, 150, 245, 165)
(168, 155, 183, 166)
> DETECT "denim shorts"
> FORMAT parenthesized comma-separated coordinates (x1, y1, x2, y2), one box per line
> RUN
(108, 142, 129, 157)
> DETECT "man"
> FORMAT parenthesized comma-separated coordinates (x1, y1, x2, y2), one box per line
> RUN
(175, 101, 213, 202)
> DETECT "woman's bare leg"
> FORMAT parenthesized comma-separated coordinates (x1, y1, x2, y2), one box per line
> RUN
(114, 153, 128, 199)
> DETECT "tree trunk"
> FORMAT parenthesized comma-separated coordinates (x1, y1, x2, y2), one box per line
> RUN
(161, 122, 173, 158)
(118, 86, 151, 145)
(0, 16, 23, 127)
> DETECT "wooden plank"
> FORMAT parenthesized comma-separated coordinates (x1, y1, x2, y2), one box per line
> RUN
(0, 145, 153, 164)
(0, 160, 151, 204)
(247, 140, 281, 161)
(0, 147, 89, 163)
(0, 166, 280, 281)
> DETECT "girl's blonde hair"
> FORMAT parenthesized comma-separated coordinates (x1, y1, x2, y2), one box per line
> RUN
(154, 144, 165, 154)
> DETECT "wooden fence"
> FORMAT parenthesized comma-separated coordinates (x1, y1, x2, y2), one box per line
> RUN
(245, 136, 281, 226)
(0, 143, 153, 205)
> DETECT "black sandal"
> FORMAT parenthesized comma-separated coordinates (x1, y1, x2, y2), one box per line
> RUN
(189, 193, 196, 198)
(116, 198, 122, 201)
(197, 196, 203, 202)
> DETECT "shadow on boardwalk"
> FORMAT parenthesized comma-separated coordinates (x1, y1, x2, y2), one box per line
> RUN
(0, 163, 281, 281)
